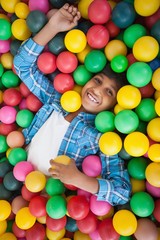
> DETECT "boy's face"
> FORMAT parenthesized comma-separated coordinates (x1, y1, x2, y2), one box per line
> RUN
(81, 73, 120, 114)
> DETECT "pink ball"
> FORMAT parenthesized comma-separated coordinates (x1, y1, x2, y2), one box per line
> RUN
(0, 106, 17, 124)
(28, 0, 50, 13)
(146, 181, 160, 198)
(13, 161, 34, 181)
(87, 25, 109, 49)
(0, 39, 10, 53)
(82, 155, 102, 177)
(90, 195, 112, 216)
(77, 188, 92, 201)
(19, 99, 27, 110)
(89, 228, 102, 240)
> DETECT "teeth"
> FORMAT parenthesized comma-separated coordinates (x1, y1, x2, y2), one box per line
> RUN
(87, 93, 98, 103)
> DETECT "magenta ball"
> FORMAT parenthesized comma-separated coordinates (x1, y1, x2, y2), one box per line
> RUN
(82, 155, 102, 177)
(90, 195, 112, 216)
(0, 39, 10, 53)
(56, 51, 78, 73)
(146, 181, 160, 198)
(28, 0, 50, 13)
(87, 25, 109, 49)
(19, 99, 27, 110)
(89, 228, 102, 240)
(13, 161, 34, 181)
(0, 106, 17, 124)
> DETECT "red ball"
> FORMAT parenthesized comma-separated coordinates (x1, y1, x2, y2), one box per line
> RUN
(26, 93, 43, 112)
(144, 8, 160, 29)
(37, 52, 57, 74)
(139, 82, 155, 98)
(0, 122, 17, 135)
(46, 215, 67, 231)
(12, 222, 26, 238)
(25, 222, 46, 240)
(76, 211, 98, 234)
(3, 88, 22, 106)
(105, 20, 120, 39)
(53, 73, 75, 93)
(56, 51, 78, 73)
(87, 25, 109, 49)
(153, 199, 160, 222)
(19, 82, 31, 97)
(67, 195, 90, 220)
(88, 0, 111, 24)
(29, 195, 47, 218)
(21, 184, 41, 201)
(126, 53, 137, 66)
(98, 218, 120, 240)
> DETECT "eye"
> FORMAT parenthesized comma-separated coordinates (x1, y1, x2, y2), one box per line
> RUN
(94, 77, 101, 84)
(106, 88, 113, 96)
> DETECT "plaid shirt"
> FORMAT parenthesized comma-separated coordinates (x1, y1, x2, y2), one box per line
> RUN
(14, 38, 131, 205)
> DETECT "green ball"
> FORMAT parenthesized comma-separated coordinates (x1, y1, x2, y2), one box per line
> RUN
(136, 120, 147, 134)
(45, 177, 65, 196)
(0, 19, 12, 40)
(151, 19, 160, 44)
(73, 65, 93, 86)
(123, 24, 147, 48)
(114, 109, 139, 134)
(10, 39, 22, 56)
(0, 64, 4, 77)
(1, 70, 20, 88)
(127, 157, 148, 180)
(127, 62, 152, 87)
(48, 32, 66, 55)
(135, 98, 157, 122)
(0, 135, 8, 153)
(46, 195, 67, 219)
(8, 148, 27, 166)
(130, 191, 154, 217)
(3, 171, 22, 191)
(119, 236, 133, 240)
(84, 50, 107, 73)
(111, 55, 128, 73)
(16, 109, 34, 128)
(0, 183, 12, 200)
(0, 157, 13, 178)
(95, 111, 115, 133)
(26, 10, 47, 33)
(118, 147, 132, 160)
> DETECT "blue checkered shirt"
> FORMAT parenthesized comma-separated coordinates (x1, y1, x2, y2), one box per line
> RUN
(13, 38, 131, 205)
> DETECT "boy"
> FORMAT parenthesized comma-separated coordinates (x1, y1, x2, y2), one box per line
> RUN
(14, 3, 131, 206)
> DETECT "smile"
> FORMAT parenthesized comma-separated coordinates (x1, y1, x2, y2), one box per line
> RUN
(87, 92, 99, 104)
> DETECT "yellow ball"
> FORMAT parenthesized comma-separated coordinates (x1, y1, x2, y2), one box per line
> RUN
(113, 103, 124, 114)
(78, 0, 94, 19)
(53, 155, 71, 165)
(46, 227, 65, 240)
(0, 90, 3, 104)
(152, 67, 160, 91)
(64, 29, 87, 53)
(155, 97, 160, 116)
(25, 170, 46, 192)
(104, 39, 127, 61)
(11, 19, 31, 41)
(0, 0, 20, 13)
(37, 216, 46, 224)
(0, 233, 17, 240)
(0, 200, 11, 221)
(74, 230, 91, 240)
(148, 144, 160, 162)
(15, 207, 36, 230)
(77, 44, 92, 63)
(133, 36, 159, 62)
(134, 0, 160, 17)
(0, 220, 7, 236)
(117, 85, 141, 109)
(154, 90, 160, 100)
(0, 13, 10, 21)
(99, 132, 122, 155)
(113, 210, 137, 236)
(145, 162, 160, 187)
(60, 90, 81, 112)
(124, 132, 149, 157)
(130, 178, 146, 194)
(15, 2, 30, 19)
(1, 52, 13, 69)
(147, 117, 160, 142)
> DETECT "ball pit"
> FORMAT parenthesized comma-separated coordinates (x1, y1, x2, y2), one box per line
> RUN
(0, 0, 159, 239)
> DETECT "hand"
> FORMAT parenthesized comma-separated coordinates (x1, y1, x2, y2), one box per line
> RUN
(48, 3, 81, 33)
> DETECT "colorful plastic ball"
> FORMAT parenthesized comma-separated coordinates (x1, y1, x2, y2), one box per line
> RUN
(37, 52, 57, 74)
(105, 19, 120, 39)
(0, 106, 17, 124)
(0, 122, 17, 136)
(0, 232, 17, 240)
(45, 177, 65, 196)
(25, 170, 46, 192)
(73, 65, 93, 86)
(0, 220, 8, 236)
(11, 19, 31, 41)
(53, 73, 74, 94)
(151, 19, 160, 44)
(29, 195, 47, 218)
(46, 227, 65, 240)
(3, 171, 22, 191)
(64, 29, 87, 53)
(15, 207, 36, 230)
(46, 214, 67, 232)
(111, 54, 128, 73)
(124, 132, 149, 157)
(77, 44, 92, 64)
(147, 117, 160, 142)
(12, 221, 26, 238)
(130, 178, 146, 194)
(26, 93, 43, 112)
(8, 147, 27, 166)
(82, 155, 102, 177)
(135, 218, 158, 240)
(60, 90, 81, 112)
(6, 130, 25, 148)
(146, 162, 160, 187)
(19, 82, 31, 97)
(127, 62, 152, 87)
(76, 211, 98, 234)
(112, 1, 136, 28)
(144, 8, 160, 29)
(56, 51, 78, 74)
(148, 143, 160, 162)
(139, 82, 155, 98)
(0, 200, 11, 221)
(3, 88, 22, 106)
(15, 2, 30, 19)
(13, 161, 34, 181)
(130, 191, 155, 217)
(0, 19, 11, 40)
(146, 181, 160, 198)
(98, 218, 120, 240)
(1, 70, 20, 88)
(25, 222, 46, 240)
(90, 195, 111, 216)
(117, 85, 141, 109)
(87, 24, 110, 49)
(16, 109, 34, 128)
(46, 195, 67, 219)
(67, 195, 90, 220)
(0, 183, 12, 200)
(0, 40, 10, 53)
(155, 97, 160, 116)
(84, 50, 107, 73)
(28, 0, 50, 13)
(135, 98, 157, 122)
(88, 0, 111, 24)
(99, 131, 122, 155)
(0, 0, 20, 13)
(133, 36, 159, 62)
(0, 135, 8, 153)
(152, 67, 160, 91)
(77, 0, 94, 19)
(11, 195, 28, 215)
(48, 32, 66, 55)
(1, 52, 13, 70)
(134, 0, 160, 17)
(127, 157, 148, 180)
(21, 184, 41, 201)
(104, 39, 128, 61)
(95, 111, 115, 133)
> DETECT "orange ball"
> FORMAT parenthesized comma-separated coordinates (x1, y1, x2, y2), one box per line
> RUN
(6, 130, 25, 148)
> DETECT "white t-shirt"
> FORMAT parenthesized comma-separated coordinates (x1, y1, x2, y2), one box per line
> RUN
(26, 111, 70, 176)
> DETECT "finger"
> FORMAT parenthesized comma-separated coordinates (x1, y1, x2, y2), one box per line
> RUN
(63, 3, 69, 9)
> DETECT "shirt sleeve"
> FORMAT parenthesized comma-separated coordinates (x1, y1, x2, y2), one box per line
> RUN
(13, 38, 56, 104)
(96, 153, 131, 206)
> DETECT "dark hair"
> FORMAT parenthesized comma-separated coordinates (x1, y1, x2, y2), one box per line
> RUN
(100, 63, 128, 89)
